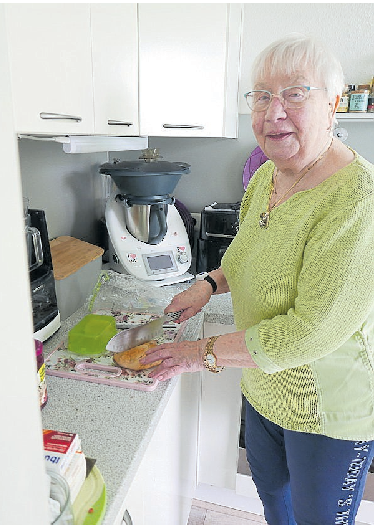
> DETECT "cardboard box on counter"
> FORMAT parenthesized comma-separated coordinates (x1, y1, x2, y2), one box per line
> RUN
(50, 236, 104, 321)
(43, 429, 81, 475)
(43, 429, 87, 504)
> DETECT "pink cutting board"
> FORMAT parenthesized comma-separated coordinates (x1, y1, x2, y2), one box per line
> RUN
(45, 311, 186, 391)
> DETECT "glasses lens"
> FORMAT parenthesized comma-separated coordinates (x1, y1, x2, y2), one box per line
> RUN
(248, 91, 271, 111)
(281, 86, 308, 108)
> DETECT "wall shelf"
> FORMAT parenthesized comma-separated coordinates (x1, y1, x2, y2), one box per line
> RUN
(336, 113, 373, 123)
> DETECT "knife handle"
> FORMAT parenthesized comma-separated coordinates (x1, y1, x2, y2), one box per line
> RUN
(165, 310, 183, 322)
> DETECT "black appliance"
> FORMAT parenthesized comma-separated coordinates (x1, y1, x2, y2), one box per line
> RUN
(28, 209, 60, 341)
(196, 202, 240, 273)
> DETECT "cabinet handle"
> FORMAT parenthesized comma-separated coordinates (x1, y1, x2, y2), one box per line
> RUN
(108, 120, 133, 127)
(205, 232, 236, 239)
(40, 112, 82, 122)
(162, 124, 204, 130)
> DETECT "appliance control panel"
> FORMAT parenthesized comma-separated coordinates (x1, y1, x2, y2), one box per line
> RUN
(142, 251, 178, 276)
(141, 247, 189, 276)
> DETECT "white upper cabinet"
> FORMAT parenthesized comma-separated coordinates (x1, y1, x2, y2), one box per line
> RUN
(5, 4, 139, 136)
(138, 4, 243, 138)
(5, 4, 94, 135)
(91, 4, 139, 136)
(5, 4, 242, 138)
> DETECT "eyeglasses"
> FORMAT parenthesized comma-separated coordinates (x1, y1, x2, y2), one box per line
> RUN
(244, 85, 325, 112)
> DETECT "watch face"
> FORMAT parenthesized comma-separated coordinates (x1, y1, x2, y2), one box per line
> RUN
(206, 353, 216, 366)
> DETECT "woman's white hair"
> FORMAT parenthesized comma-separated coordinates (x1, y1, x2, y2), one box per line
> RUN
(251, 33, 345, 103)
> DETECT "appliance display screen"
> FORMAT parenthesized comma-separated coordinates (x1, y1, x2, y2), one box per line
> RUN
(147, 254, 174, 271)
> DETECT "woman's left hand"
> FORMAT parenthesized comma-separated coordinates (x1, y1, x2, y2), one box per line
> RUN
(140, 340, 204, 382)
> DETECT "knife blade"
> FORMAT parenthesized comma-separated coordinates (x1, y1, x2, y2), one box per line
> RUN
(106, 311, 182, 353)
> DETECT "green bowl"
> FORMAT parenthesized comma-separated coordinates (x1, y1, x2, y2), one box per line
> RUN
(68, 314, 117, 356)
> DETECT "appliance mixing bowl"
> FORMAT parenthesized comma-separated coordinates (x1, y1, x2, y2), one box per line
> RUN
(123, 202, 168, 244)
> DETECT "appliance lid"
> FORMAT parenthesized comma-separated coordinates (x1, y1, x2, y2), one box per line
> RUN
(99, 160, 190, 176)
(203, 202, 241, 212)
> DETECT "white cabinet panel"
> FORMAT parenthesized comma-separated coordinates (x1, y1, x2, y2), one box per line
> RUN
(199, 323, 242, 489)
(5, 4, 94, 134)
(138, 4, 242, 138)
(124, 373, 200, 525)
(0, 7, 50, 523)
(91, 4, 139, 136)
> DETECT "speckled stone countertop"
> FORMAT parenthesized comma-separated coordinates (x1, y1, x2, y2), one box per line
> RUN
(41, 271, 234, 525)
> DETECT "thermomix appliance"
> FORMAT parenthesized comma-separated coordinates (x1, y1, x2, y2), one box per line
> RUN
(100, 151, 193, 286)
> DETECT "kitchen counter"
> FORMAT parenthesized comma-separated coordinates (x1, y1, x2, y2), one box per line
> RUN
(41, 271, 234, 525)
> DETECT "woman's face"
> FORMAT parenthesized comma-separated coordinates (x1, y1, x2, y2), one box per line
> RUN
(251, 69, 334, 170)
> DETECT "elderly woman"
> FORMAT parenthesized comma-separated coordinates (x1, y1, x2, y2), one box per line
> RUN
(142, 34, 373, 525)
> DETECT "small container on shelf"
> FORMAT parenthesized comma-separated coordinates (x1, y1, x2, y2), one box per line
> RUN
(337, 85, 350, 113)
(367, 77, 374, 113)
(349, 85, 370, 113)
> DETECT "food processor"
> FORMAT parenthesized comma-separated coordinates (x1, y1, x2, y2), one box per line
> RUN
(100, 150, 193, 286)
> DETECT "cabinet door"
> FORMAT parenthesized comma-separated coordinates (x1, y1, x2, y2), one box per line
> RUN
(5, 4, 94, 134)
(138, 4, 242, 138)
(199, 323, 242, 489)
(123, 373, 200, 525)
(91, 4, 139, 136)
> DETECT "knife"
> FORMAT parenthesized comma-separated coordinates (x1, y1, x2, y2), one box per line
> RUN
(106, 311, 182, 353)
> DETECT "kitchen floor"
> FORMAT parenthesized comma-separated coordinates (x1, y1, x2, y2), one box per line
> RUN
(187, 499, 267, 525)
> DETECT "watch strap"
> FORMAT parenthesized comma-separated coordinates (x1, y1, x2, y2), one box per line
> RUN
(203, 335, 224, 373)
(204, 275, 217, 293)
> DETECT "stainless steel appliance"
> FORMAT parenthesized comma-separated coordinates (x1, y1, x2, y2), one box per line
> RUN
(27, 207, 61, 341)
(100, 150, 194, 286)
(196, 202, 240, 273)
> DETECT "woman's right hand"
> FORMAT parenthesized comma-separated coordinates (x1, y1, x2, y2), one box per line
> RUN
(164, 281, 213, 323)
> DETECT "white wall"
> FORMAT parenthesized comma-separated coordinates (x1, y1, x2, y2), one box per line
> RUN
(239, 3, 374, 112)
(19, 139, 107, 243)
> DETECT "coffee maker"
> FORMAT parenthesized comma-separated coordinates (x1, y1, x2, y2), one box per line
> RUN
(100, 150, 193, 286)
(25, 202, 60, 341)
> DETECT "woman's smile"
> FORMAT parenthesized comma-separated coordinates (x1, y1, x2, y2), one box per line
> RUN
(266, 131, 294, 141)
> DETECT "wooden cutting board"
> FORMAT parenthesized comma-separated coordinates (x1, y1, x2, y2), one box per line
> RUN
(50, 236, 104, 281)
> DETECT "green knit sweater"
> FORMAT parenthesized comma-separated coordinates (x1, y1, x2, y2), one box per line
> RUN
(221, 152, 374, 440)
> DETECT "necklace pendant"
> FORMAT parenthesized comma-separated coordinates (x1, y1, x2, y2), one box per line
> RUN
(259, 212, 270, 229)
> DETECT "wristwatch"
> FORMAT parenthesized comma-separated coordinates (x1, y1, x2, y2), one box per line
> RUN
(196, 272, 217, 293)
(203, 336, 224, 373)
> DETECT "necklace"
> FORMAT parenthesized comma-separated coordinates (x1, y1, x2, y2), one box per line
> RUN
(259, 138, 333, 229)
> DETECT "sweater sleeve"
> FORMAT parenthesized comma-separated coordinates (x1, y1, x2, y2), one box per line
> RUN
(246, 194, 374, 373)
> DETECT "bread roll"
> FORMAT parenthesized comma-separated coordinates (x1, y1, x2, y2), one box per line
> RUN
(113, 340, 161, 370)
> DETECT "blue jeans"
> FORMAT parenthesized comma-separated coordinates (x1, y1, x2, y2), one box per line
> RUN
(244, 398, 373, 525)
